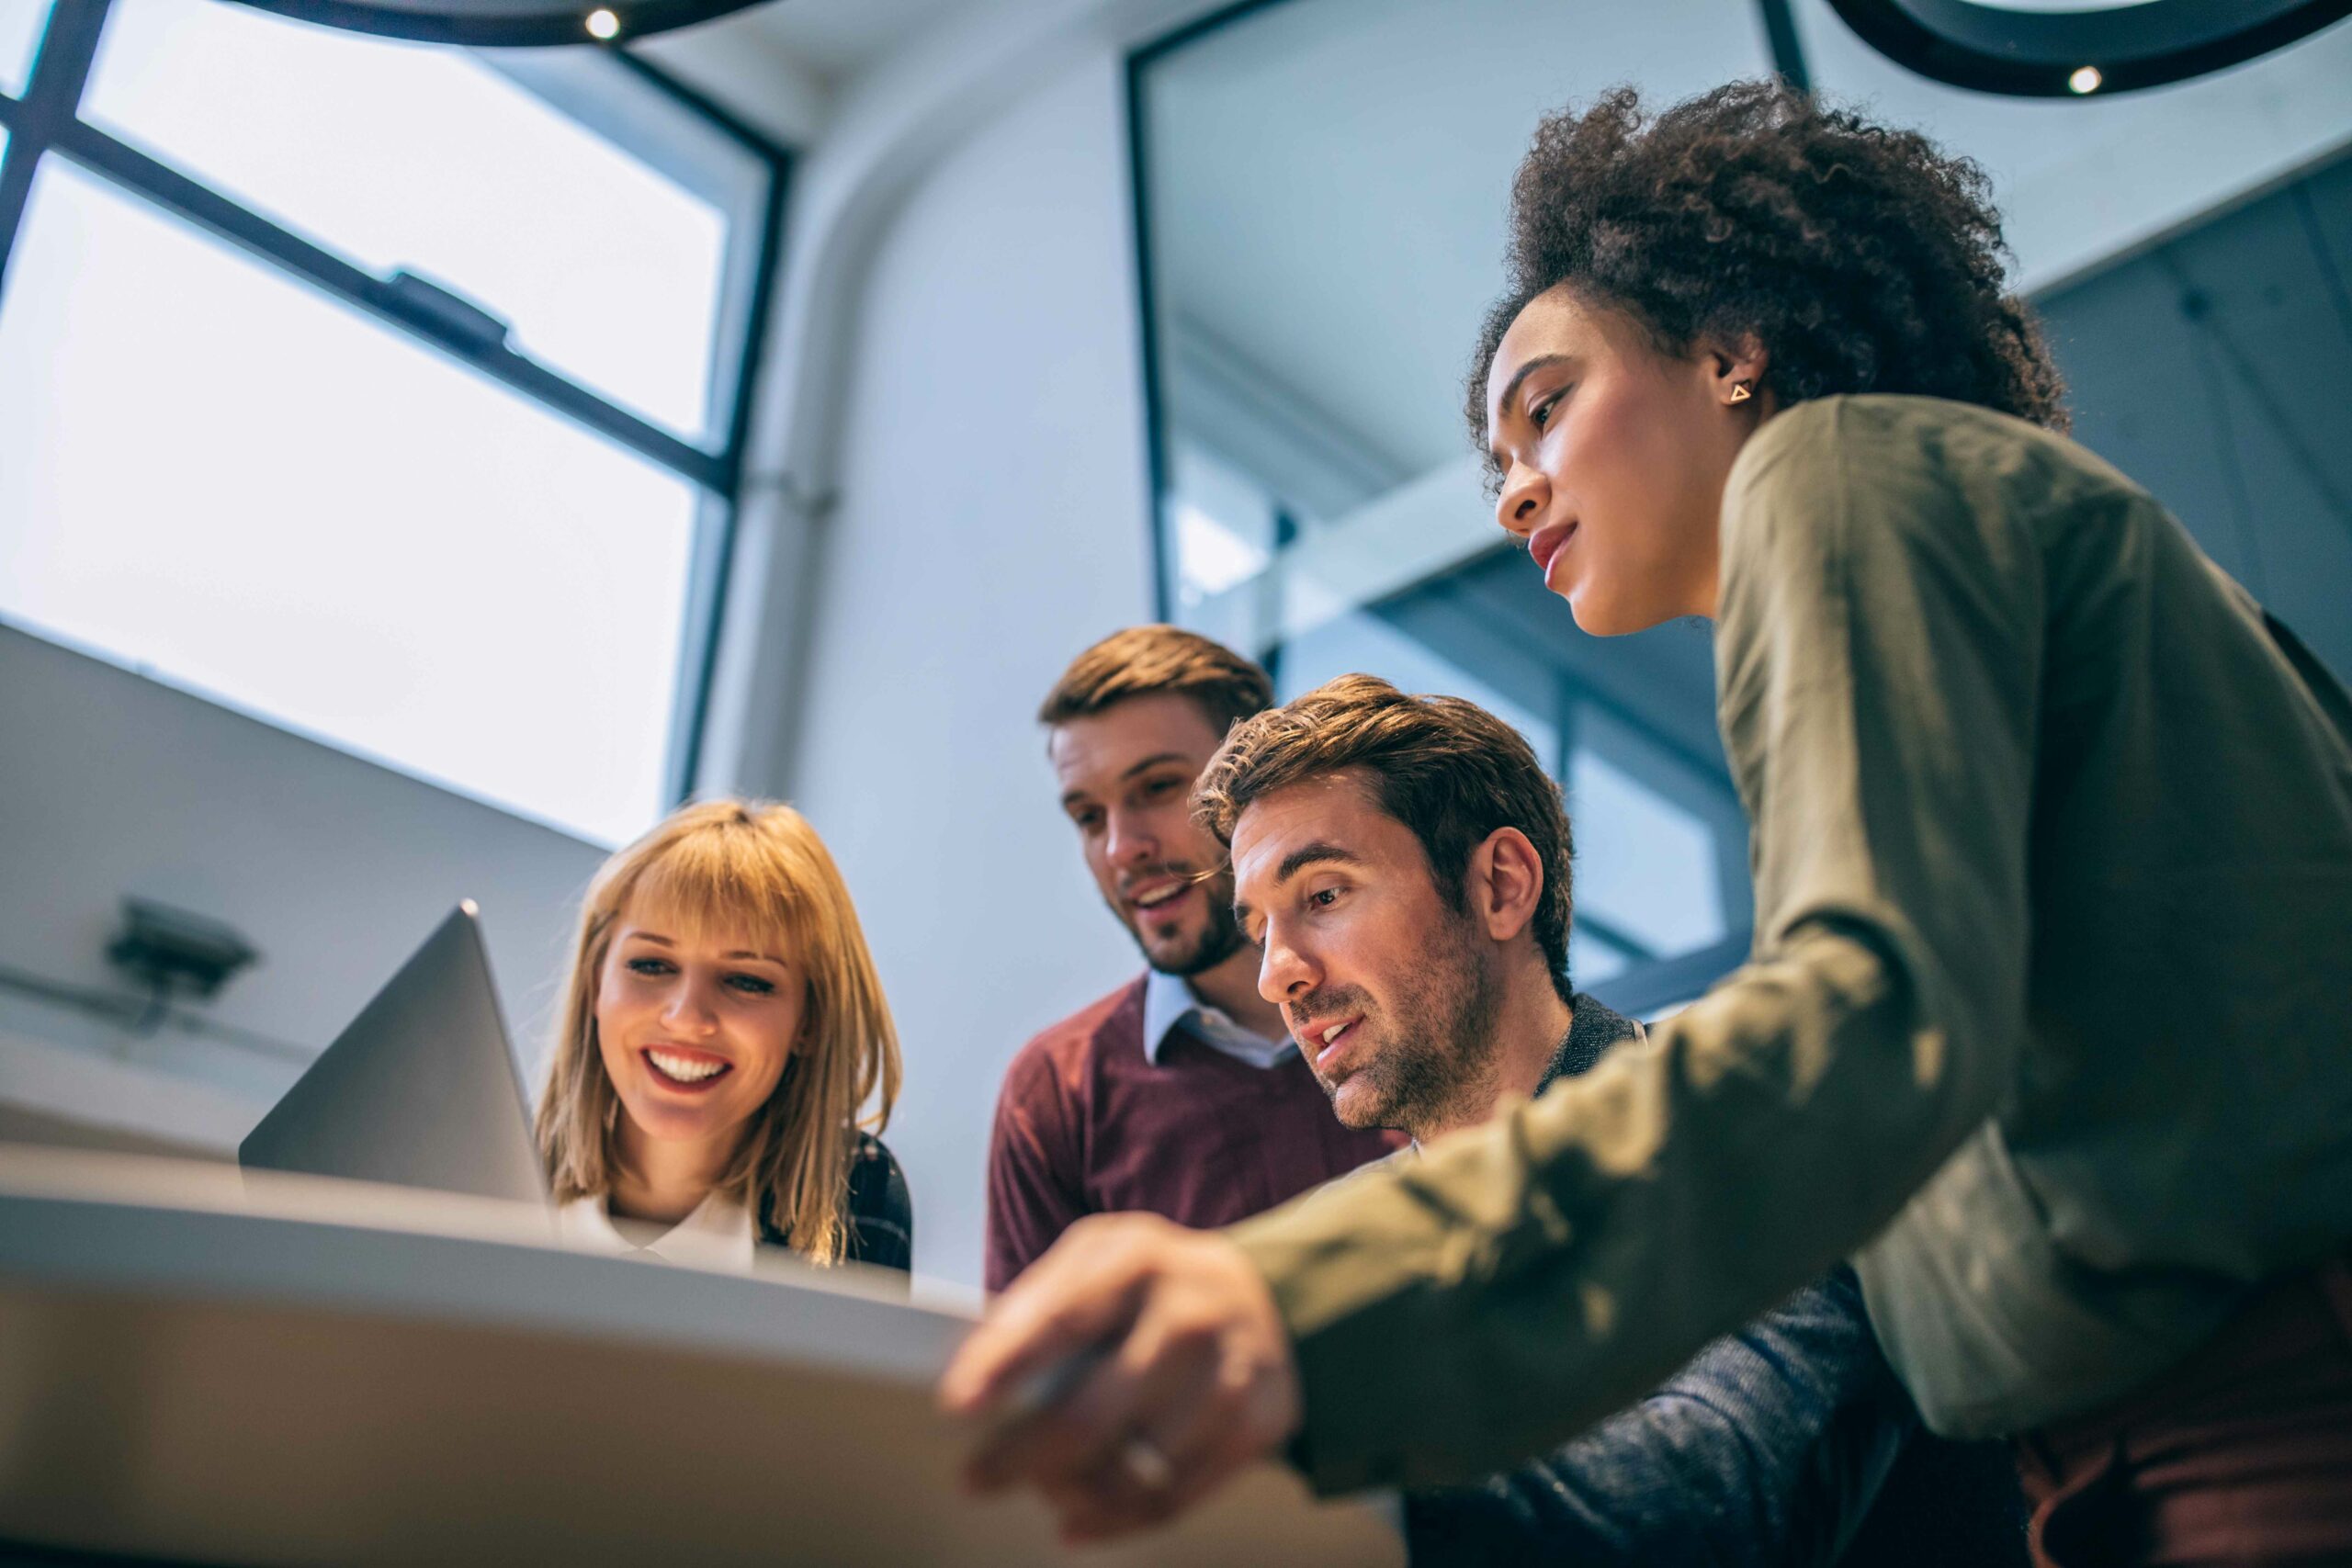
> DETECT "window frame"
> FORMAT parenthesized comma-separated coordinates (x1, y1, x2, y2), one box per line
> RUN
(0, 0, 787, 828)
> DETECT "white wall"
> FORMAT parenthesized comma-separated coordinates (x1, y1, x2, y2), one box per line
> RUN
(0, 623, 605, 1149)
(777, 52, 1155, 1290)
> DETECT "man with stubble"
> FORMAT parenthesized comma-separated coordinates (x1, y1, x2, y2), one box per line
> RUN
(1215, 676, 2024, 1565)
(980, 628, 1399, 1294)
(972, 674, 2027, 1564)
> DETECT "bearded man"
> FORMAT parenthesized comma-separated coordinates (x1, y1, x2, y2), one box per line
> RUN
(978, 674, 2026, 1564)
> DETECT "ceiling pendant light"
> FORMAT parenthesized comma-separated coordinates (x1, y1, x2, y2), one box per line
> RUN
(1825, 0, 2352, 96)
(225, 0, 778, 48)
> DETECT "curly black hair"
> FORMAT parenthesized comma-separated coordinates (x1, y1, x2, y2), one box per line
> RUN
(1467, 80, 2067, 478)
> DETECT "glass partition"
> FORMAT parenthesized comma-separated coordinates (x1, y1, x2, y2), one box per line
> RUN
(1133, 0, 1778, 1012)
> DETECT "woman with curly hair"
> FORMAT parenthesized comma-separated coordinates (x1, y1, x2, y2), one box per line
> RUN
(944, 82, 2352, 1565)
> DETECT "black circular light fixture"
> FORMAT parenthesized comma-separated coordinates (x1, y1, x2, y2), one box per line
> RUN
(225, 0, 775, 47)
(1825, 0, 2352, 96)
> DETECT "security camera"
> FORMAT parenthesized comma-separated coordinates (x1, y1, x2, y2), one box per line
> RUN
(106, 898, 260, 1000)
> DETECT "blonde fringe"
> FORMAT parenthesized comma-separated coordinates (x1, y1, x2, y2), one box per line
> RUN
(533, 799, 901, 1265)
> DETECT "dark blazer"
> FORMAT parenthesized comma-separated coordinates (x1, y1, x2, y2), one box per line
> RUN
(756, 1129, 913, 1274)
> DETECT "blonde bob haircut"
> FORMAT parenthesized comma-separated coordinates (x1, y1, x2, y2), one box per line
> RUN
(535, 798, 901, 1266)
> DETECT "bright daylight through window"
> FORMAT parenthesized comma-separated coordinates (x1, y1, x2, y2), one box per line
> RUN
(1, 0, 43, 98)
(0, 0, 776, 845)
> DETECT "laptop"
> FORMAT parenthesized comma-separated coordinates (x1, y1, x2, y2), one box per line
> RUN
(240, 902, 550, 1209)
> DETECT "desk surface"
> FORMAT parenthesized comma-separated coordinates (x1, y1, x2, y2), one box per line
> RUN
(0, 1149, 1401, 1566)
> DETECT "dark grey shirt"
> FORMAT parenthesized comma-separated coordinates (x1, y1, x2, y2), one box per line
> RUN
(1403, 998, 2024, 1567)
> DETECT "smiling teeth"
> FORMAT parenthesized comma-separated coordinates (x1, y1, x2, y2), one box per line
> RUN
(1134, 886, 1184, 908)
(648, 1050, 726, 1083)
(1320, 1022, 1349, 1045)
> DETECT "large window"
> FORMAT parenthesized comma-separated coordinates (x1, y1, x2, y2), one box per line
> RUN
(0, 0, 786, 845)
(1130, 0, 2352, 1013)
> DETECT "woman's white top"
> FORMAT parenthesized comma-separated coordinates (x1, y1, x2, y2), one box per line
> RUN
(556, 1190, 758, 1273)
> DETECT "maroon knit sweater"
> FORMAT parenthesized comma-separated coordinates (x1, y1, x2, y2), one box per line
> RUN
(983, 976, 1404, 1293)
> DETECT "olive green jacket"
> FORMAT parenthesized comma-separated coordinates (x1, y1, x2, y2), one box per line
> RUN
(1229, 395, 2352, 1495)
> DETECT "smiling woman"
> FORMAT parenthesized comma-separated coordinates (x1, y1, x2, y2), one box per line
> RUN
(534, 798, 911, 1274)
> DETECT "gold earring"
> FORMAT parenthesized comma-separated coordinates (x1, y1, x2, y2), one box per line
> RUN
(1728, 381, 1753, 404)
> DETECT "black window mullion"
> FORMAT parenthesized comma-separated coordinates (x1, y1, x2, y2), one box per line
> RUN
(605, 45, 790, 495)
(662, 132, 788, 805)
(0, 0, 110, 298)
(605, 46, 793, 804)
(1753, 0, 1813, 93)
(51, 117, 730, 491)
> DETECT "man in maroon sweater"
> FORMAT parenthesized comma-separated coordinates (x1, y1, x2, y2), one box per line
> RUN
(983, 627, 1401, 1292)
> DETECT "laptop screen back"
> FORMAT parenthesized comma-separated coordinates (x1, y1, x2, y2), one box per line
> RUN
(240, 903, 548, 1208)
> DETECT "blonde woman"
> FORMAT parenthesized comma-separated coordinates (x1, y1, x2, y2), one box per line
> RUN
(537, 799, 910, 1273)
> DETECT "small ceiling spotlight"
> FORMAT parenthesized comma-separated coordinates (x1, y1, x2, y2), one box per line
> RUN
(584, 7, 620, 39)
(2068, 64, 2104, 94)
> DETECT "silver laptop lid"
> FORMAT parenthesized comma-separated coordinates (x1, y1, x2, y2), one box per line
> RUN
(240, 902, 548, 1207)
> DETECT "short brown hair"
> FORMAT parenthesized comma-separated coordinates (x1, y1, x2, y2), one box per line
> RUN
(1195, 674, 1574, 998)
(1038, 625, 1272, 738)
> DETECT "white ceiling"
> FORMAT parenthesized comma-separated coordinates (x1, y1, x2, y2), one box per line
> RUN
(628, 0, 975, 147)
(707, 0, 974, 85)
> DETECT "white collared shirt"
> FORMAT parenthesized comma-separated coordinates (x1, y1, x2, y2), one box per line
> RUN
(1140, 967, 1296, 1070)
(556, 1189, 759, 1274)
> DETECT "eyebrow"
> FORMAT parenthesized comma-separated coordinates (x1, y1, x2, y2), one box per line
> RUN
(1060, 751, 1194, 810)
(623, 931, 787, 966)
(1232, 840, 1366, 930)
(1124, 751, 1193, 782)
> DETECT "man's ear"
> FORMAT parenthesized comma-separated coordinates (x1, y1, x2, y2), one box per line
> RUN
(1467, 827, 1545, 944)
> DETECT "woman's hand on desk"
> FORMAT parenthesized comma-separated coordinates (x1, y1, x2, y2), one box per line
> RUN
(939, 1213, 1302, 1544)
